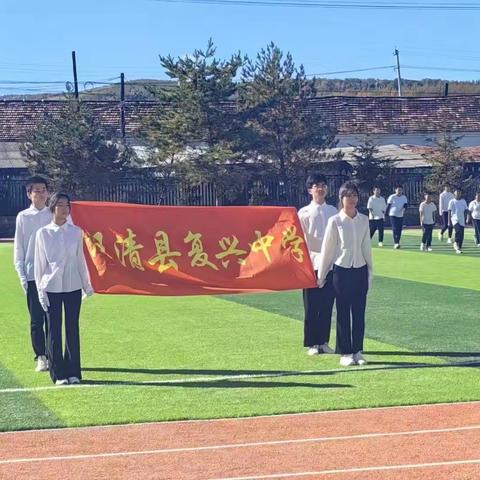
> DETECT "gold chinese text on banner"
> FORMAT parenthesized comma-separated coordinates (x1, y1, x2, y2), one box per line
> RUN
(71, 202, 316, 296)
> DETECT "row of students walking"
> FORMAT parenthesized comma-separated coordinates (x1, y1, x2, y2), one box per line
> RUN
(367, 184, 480, 254)
(14, 176, 93, 386)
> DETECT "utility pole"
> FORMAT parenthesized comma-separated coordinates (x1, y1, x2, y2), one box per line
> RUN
(394, 48, 402, 97)
(120, 73, 126, 139)
(71, 51, 79, 99)
(444, 82, 449, 97)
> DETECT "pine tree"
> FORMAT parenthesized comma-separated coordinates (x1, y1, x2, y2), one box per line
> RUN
(351, 136, 393, 194)
(21, 100, 136, 197)
(143, 39, 248, 204)
(239, 43, 338, 196)
(424, 131, 472, 194)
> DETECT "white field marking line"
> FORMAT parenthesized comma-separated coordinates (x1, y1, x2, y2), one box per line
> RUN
(1, 360, 478, 395)
(211, 459, 480, 479)
(1, 425, 479, 466)
(0, 399, 479, 439)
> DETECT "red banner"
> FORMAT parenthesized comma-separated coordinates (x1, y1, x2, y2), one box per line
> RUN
(71, 201, 316, 296)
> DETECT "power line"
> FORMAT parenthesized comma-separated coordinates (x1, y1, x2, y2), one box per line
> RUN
(307, 65, 396, 76)
(152, 0, 480, 9)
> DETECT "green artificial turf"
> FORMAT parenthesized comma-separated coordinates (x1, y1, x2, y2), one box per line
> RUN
(0, 236, 478, 432)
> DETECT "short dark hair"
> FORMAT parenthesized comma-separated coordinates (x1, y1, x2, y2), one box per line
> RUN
(26, 176, 48, 193)
(306, 173, 327, 189)
(373, 186, 381, 191)
(395, 185, 403, 190)
(339, 181, 360, 201)
(48, 192, 71, 213)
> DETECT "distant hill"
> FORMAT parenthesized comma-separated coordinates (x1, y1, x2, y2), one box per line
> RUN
(2, 78, 480, 100)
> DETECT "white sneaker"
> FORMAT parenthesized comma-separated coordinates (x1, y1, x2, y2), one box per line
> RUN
(68, 377, 80, 385)
(307, 345, 320, 356)
(378, 242, 383, 247)
(35, 355, 48, 372)
(318, 343, 335, 354)
(477, 243, 480, 247)
(55, 379, 69, 386)
(353, 352, 367, 365)
(456, 249, 462, 254)
(420, 243, 425, 251)
(427, 247, 433, 252)
(447, 238, 452, 244)
(438, 232, 443, 241)
(394, 243, 400, 249)
(453, 242, 458, 250)
(339, 355, 355, 366)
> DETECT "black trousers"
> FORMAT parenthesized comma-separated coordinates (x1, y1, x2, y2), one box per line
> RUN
(303, 270, 335, 347)
(440, 212, 453, 237)
(422, 224, 434, 247)
(26, 281, 48, 360)
(46, 290, 82, 383)
(453, 224, 465, 249)
(473, 219, 480, 245)
(333, 265, 368, 355)
(369, 219, 384, 242)
(390, 216, 404, 244)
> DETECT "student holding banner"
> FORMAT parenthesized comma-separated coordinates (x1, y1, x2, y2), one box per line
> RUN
(35, 193, 94, 386)
(298, 173, 337, 356)
(317, 182, 373, 367)
(14, 176, 52, 373)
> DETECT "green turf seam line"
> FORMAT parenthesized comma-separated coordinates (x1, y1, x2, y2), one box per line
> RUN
(1, 361, 478, 394)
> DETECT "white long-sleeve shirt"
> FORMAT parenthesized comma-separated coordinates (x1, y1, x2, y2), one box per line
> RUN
(317, 210, 373, 288)
(468, 200, 480, 220)
(34, 222, 93, 306)
(448, 198, 468, 227)
(439, 191, 455, 214)
(14, 205, 52, 283)
(298, 201, 338, 270)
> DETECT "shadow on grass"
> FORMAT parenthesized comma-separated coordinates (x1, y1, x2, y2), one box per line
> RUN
(366, 351, 480, 360)
(82, 368, 296, 375)
(80, 378, 352, 389)
(81, 360, 479, 388)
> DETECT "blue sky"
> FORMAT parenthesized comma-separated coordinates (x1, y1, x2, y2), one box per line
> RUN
(1, 0, 480, 94)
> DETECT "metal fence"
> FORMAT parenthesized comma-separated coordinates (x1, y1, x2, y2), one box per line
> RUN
(2, 171, 480, 218)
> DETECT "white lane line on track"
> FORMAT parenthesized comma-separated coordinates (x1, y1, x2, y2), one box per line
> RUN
(0, 361, 478, 395)
(1, 400, 479, 436)
(0, 425, 479, 465)
(210, 459, 480, 479)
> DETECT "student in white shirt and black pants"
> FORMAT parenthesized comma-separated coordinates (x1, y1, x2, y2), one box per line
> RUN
(448, 189, 468, 254)
(367, 186, 386, 247)
(468, 191, 480, 247)
(298, 174, 337, 356)
(439, 185, 454, 243)
(419, 192, 437, 251)
(35, 193, 94, 385)
(317, 182, 373, 367)
(13, 176, 52, 372)
(386, 186, 408, 249)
